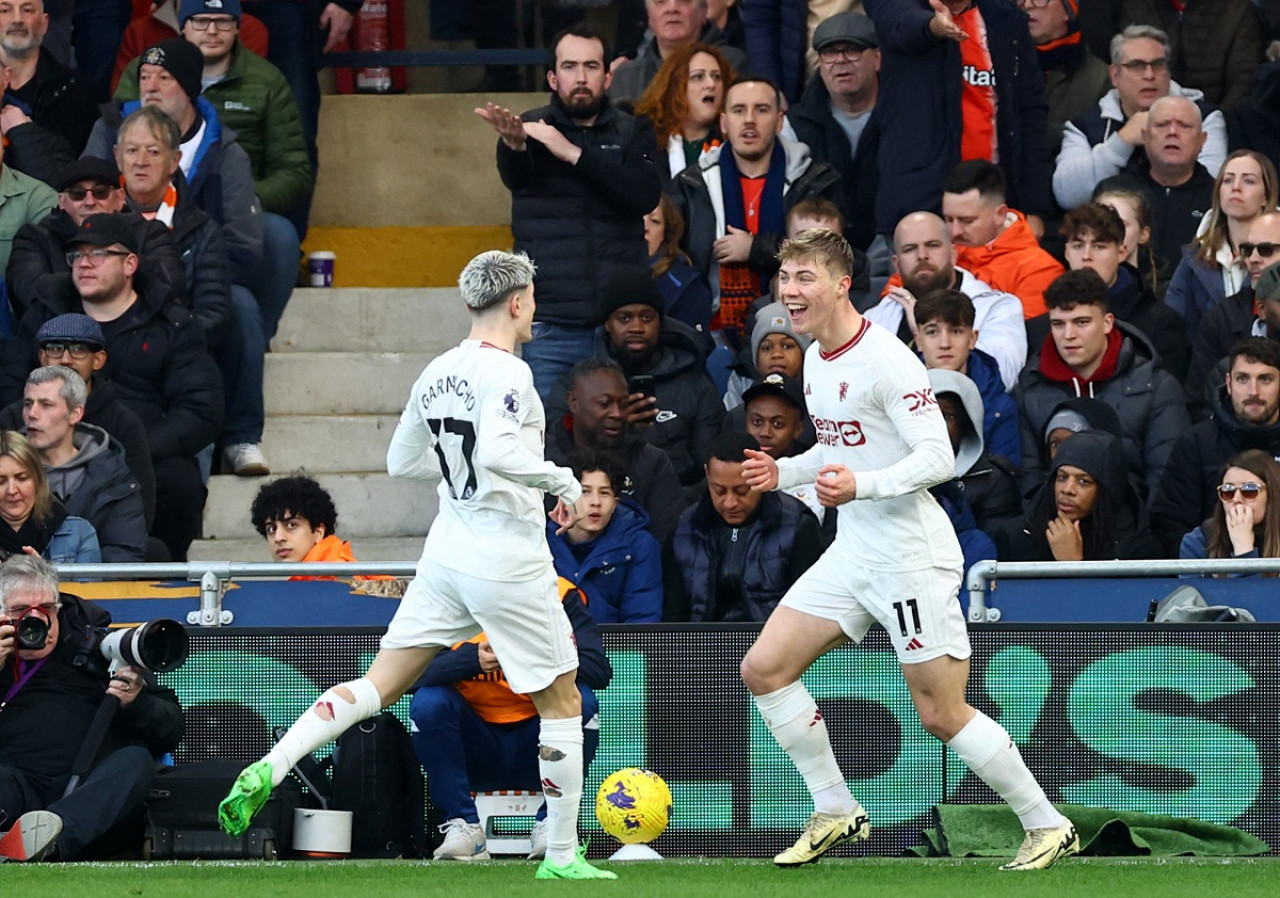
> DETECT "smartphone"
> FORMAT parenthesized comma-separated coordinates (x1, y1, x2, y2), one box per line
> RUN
(629, 375, 656, 399)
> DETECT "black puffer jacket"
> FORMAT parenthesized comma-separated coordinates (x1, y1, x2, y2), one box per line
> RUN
(147, 182, 232, 349)
(6, 207, 185, 322)
(498, 93, 661, 327)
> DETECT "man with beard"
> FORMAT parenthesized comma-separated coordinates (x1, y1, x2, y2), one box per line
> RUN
(546, 277, 724, 497)
(1151, 337, 1280, 556)
(0, 0, 99, 179)
(864, 212, 1027, 390)
(545, 356, 685, 543)
(671, 76, 840, 344)
(476, 24, 661, 406)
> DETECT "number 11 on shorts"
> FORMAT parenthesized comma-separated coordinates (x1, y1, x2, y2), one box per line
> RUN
(892, 599, 922, 638)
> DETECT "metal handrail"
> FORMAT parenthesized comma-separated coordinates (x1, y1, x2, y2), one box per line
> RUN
(965, 557, 1280, 622)
(52, 561, 419, 628)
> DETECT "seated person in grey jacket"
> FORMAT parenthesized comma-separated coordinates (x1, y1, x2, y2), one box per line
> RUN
(662, 431, 822, 621)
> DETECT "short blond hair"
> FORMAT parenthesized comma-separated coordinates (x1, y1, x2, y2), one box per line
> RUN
(777, 228, 854, 279)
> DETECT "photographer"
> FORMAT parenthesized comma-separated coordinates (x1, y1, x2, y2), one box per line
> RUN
(0, 556, 182, 861)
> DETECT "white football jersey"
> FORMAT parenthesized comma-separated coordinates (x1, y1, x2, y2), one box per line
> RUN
(777, 319, 963, 572)
(387, 340, 581, 581)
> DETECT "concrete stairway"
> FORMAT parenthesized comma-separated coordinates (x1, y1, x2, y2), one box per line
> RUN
(189, 287, 471, 562)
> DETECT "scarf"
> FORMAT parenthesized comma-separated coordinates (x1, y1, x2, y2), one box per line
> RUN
(717, 141, 788, 338)
(0, 501, 69, 560)
(1038, 328, 1123, 393)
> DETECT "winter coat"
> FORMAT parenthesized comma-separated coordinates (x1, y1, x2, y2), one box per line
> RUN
(1179, 523, 1264, 568)
(155, 177, 233, 348)
(0, 378, 155, 529)
(1122, 0, 1264, 112)
(669, 136, 842, 293)
(1140, 164, 1217, 273)
(546, 500, 663, 623)
(84, 98, 263, 276)
(608, 23, 750, 103)
(0, 269, 223, 462)
(864, 0, 1053, 230)
(1226, 62, 1280, 164)
(116, 41, 313, 214)
(4, 47, 99, 157)
(663, 489, 822, 622)
(2, 92, 77, 188)
(1053, 82, 1227, 210)
(545, 420, 686, 545)
(997, 429, 1162, 561)
(865, 267, 1028, 390)
(547, 318, 726, 488)
(498, 93, 660, 328)
(1014, 320, 1191, 494)
(1042, 41, 1111, 155)
(1164, 243, 1241, 348)
(1151, 383, 1280, 556)
(786, 72, 881, 251)
(0, 165, 56, 276)
(42, 513, 102, 564)
(740, 0, 810, 104)
(930, 479, 998, 581)
(6, 206, 187, 329)
(651, 256, 713, 337)
(951, 211, 1064, 319)
(1184, 284, 1257, 418)
(43, 423, 148, 562)
(1107, 263, 1190, 382)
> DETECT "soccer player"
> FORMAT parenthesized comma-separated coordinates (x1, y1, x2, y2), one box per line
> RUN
(216, 250, 615, 880)
(740, 229, 1077, 871)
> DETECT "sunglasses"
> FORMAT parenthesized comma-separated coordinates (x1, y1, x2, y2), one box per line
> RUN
(1239, 242, 1280, 259)
(1217, 483, 1264, 500)
(63, 184, 116, 202)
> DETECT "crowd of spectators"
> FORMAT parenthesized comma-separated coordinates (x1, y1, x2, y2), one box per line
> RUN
(469, 1, 1280, 625)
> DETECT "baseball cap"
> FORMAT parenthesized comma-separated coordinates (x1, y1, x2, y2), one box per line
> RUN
(54, 157, 121, 193)
(813, 12, 878, 51)
(742, 372, 806, 413)
(37, 314, 107, 349)
(62, 213, 140, 255)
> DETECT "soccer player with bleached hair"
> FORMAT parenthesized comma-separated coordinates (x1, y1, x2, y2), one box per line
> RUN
(217, 250, 616, 880)
(740, 227, 1078, 871)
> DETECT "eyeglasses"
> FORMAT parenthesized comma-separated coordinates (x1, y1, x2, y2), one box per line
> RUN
(40, 341, 101, 359)
(1239, 242, 1280, 259)
(65, 249, 130, 266)
(4, 602, 59, 618)
(818, 44, 871, 63)
(1217, 483, 1264, 500)
(187, 15, 237, 32)
(63, 184, 116, 202)
(1119, 57, 1169, 73)
(1015, 0, 1053, 7)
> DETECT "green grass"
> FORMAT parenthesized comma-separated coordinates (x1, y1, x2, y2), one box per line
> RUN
(3, 857, 1279, 898)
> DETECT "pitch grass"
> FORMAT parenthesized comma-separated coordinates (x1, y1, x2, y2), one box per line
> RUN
(2, 857, 1279, 898)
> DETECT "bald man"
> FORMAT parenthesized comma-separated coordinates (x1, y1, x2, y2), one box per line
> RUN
(863, 212, 1027, 389)
(1135, 94, 1214, 269)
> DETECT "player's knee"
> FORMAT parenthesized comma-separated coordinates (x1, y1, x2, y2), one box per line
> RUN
(917, 705, 963, 742)
(333, 685, 356, 704)
(740, 652, 775, 695)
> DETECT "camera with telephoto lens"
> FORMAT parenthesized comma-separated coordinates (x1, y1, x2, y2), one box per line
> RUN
(96, 619, 189, 673)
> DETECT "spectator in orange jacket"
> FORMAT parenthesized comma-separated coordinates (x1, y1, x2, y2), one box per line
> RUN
(940, 159, 1064, 319)
(250, 474, 393, 581)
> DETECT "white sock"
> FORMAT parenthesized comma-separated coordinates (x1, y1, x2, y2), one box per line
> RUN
(263, 678, 383, 787)
(948, 711, 1064, 830)
(754, 682, 856, 815)
(538, 716, 584, 867)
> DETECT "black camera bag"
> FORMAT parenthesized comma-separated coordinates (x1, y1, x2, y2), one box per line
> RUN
(143, 759, 307, 859)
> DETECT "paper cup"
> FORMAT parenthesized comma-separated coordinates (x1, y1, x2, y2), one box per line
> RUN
(292, 808, 353, 858)
(308, 251, 336, 287)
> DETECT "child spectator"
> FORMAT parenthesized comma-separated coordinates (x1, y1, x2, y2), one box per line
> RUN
(546, 452, 663, 624)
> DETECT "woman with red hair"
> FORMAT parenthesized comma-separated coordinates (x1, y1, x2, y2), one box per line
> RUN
(635, 43, 736, 180)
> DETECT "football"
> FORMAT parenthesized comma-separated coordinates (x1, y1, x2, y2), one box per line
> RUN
(594, 767, 672, 844)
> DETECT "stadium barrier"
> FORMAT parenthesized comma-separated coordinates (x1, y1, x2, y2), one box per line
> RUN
(155, 623, 1280, 857)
